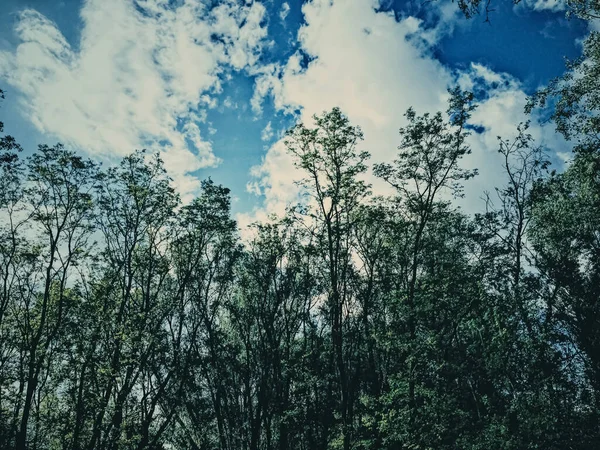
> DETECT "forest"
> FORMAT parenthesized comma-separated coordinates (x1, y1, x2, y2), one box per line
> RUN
(1, 0, 600, 449)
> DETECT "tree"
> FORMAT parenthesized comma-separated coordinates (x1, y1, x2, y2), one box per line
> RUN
(11, 144, 98, 449)
(372, 88, 477, 445)
(285, 107, 370, 450)
(168, 179, 240, 450)
(529, 149, 600, 446)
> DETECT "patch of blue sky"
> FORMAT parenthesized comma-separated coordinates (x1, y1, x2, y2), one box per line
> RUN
(434, 1, 588, 91)
(192, 72, 294, 213)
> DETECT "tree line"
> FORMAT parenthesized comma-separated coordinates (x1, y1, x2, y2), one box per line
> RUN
(1, 1, 600, 446)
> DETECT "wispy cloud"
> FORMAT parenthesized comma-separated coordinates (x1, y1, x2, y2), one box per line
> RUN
(280, 2, 291, 22)
(261, 121, 274, 141)
(522, 0, 566, 12)
(0, 0, 268, 198)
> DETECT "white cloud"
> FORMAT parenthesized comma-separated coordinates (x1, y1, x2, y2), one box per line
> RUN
(522, 0, 566, 12)
(223, 96, 239, 109)
(280, 2, 291, 22)
(261, 121, 274, 141)
(241, 0, 567, 230)
(456, 63, 570, 208)
(0, 0, 268, 199)
(241, 0, 449, 229)
(239, 139, 299, 230)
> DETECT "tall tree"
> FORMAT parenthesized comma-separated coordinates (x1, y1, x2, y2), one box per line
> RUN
(14, 144, 98, 449)
(286, 107, 370, 450)
(373, 88, 477, 445)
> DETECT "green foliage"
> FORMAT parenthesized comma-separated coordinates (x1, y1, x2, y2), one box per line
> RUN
(1, 73, 600, 449)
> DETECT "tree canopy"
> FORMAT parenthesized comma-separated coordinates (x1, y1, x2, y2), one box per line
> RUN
(1, 3, 600, 446)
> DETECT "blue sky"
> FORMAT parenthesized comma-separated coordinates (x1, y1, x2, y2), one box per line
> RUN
(0, 0, 592, 225)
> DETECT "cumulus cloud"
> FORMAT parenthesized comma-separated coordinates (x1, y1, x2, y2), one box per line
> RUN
(240, 0, 449, 228)
(456, 63, 570, 205)
(0, 0, 268, 198)
(243, 139, 299, 226)
(240, 0, 567, 230)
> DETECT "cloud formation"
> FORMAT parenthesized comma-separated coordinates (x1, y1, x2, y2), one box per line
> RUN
(523, 0, 566, 12)
(280, 3, 291, 22)
(241, 0, 568, 229)
(0, 0, 268, 197)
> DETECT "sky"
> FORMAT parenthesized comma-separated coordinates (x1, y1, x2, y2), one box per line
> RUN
(0, 0, 593, 228)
